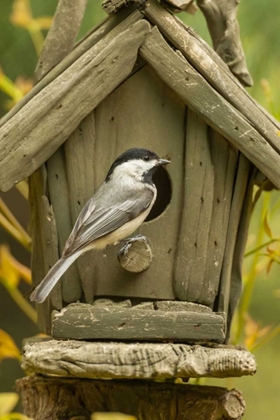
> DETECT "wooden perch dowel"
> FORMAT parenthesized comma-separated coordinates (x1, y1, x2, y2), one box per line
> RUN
(139, 27, 280, 188)
(118, 235, 153, 272)
(0, 20, 150, 192)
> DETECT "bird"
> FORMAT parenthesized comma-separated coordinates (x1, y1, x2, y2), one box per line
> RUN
(30, 148, 170, 303)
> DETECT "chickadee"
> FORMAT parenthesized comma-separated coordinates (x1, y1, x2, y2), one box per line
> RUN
(30, 148, 170, 303)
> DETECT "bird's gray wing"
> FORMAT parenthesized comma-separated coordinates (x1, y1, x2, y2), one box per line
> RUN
(63, 189, 154, 257)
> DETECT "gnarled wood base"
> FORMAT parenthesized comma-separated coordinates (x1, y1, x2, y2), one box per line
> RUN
(16, 376, 246, 420)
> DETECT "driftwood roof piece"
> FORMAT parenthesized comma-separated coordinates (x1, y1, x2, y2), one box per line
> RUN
(144, 1, 280, 156)
(0, 19, 150, 192)
(21, 339, 257, 379)
(140, 27, 280, 188)
(197, 0, 253, 87)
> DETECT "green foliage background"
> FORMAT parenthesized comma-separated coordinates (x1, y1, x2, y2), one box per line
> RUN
(0, 1, 280, 419)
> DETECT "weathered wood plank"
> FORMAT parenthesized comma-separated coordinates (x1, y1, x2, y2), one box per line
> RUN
(227, 168, 255, 338)
(197, 0, 252, 86)
(29, 167, 61, 333)
(35, 0, 87, 82)
(174, 110, 214, 303)
(64, 111, 96, 303)
(218, 154, 252, 318)
(17, 376, 247, 420)
(93, 65, 184, 300)
(0, 8, 142, 129)
(0, 20, 150, 192)
(51, 303, 225, 341)
(201, 131, 238, 306)
(139, 27, 280, 188)
(144, 1, 280, 154)
(22, 338, 256, 379)
(47, 149, 82, 303)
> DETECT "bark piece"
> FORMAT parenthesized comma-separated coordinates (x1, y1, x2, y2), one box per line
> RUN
(21, 339, 256, 379)
(197, 0, 253, 87)
(0, 20, 150, 191)
(17, 376, 247, 420)
(139, 27, 280, 188)
(51, 303, 225, 342)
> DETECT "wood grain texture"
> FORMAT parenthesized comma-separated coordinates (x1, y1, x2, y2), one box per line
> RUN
(21, 339, 256, 379)
(118, 235, 153, 272)
(174, 110, 214, 303)
(197, 0, 253, 87)
(218, 154, 252, 317)
(202, 131, 238, 306)
(65, 111, 96, 303)
(17, 376, 247, 420)
(51, 303, 225, 342)
(0, 9, 142, 129)
(139, 27, 280, 188)
(93, 65, 185, 300)
(35, 0, 87, 82)
(144, 1, 280, 155)
(227, 169, 255, 337)
(0, 20, 150, 192)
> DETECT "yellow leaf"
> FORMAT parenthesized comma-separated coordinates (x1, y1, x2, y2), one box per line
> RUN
(0, 245, 31, 287)
(92, 414, 137, 420)
(263, 212, 273, 239)
(0, 330, 21, 362)
(35, 16, 53, 30)
(0, 393, 18, 415)
(10, 0, 32, 28)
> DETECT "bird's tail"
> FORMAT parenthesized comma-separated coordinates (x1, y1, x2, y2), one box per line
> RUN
(30, 251, 82, 303)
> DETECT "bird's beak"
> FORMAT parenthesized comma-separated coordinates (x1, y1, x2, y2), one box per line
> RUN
(158, 158, 171, 166)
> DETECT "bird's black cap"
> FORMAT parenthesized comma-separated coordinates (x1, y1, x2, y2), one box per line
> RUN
(105, 148, 159, 182)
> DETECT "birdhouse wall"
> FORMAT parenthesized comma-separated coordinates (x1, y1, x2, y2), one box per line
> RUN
(30, 63, 253, 334)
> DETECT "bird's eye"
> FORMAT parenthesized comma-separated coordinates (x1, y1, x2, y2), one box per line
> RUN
(143, 156, 150, 161)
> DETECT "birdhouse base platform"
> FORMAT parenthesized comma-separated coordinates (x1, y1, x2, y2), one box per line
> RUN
(21, 338, 256, 380)
(51, 301, 227, 342)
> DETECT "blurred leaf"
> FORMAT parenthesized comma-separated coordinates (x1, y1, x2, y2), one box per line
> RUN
(244, 315, 272, 351)
(0, 245, 31, 288)
(263, 212, 273, 239)
(0, 330, 20, 362)
(34, 17, 53, 30)
(0, 68, 24, 104)
(0, 393, 18, 415)
(92, 414, 137, 420)
(10, 0, 32, 28)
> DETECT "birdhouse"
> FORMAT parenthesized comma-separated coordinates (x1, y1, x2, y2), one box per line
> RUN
(1, 0, 280, 349)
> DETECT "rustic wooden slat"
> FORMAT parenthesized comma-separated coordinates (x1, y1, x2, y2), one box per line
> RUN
(201, 131, 238, 306)
(64, 111, 96, 303)
(93, 65, 185, 300)
(0, 8, 142, 129)
(218, 154, 252, 317)
(139, 27, 280, 188)
(29, 167, 61, 333)
(47, 149, 82, 303)
(35, 0, 88, 82)
(196, 0, 253, 86)
(22, 338, 257, 379)
(227, 169, 255, 338)
(0, 20, 150, 192)
(144, 1, 280, 154)
(174, 110, 214, 303)
(51, 303, 225, 342)
(17, 376, 247, 420)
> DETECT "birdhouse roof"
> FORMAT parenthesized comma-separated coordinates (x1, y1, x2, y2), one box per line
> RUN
(0, 0, 280, 191)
